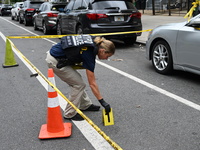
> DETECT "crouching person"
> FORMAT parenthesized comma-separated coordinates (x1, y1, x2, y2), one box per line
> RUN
(45, 35, 115, 121)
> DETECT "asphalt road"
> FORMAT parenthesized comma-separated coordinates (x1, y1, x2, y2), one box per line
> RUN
(1, 16, 200, 150)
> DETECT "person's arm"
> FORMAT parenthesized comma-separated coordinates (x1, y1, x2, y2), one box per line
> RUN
(86, 69, 111, 113)
(86, 69, 102, 100)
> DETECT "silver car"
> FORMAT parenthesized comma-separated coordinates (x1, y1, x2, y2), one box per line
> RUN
(146, 14, 200, 75)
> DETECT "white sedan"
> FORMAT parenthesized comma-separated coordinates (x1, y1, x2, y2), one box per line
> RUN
(146, 14, 200, 75)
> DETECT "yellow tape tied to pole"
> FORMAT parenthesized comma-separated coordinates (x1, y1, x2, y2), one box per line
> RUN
(184, 1, 200, 21)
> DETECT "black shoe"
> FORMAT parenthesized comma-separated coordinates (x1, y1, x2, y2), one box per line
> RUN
(65, 113, 84, 121)
(81, 104, 100, 111)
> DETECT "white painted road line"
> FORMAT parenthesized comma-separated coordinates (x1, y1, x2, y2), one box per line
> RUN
(97, 61, 200, 111)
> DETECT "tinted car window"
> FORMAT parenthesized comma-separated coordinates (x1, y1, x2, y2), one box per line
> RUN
(43, 5, 48, 11)
(82, 0, 88, 9)
(39, 4, 44, 11)
(73, 0, 82, 10)
(92, 0, 135, 10)
(64, 1, 74, 11)
(29, 2, 43, 9)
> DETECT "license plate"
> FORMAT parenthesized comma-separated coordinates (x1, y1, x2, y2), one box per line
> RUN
(114, 16, 124, 21)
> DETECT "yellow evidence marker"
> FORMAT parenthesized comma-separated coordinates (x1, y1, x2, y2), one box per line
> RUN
(102, 108, 114, 126)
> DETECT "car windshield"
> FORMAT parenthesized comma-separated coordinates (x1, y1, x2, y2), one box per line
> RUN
(92, 0, 135, 10)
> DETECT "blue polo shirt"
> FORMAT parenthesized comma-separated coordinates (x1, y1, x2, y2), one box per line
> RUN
(50, 43, 98, 72)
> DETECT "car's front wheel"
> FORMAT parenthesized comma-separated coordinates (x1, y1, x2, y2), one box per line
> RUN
(151, 40, 173, 74)
(11, 14, 14, 20)
(15, 13, 19, 21)
(33, 19, 38, 30)
(43, 22, 49, 35)
(76, 25, 83, 34)
(24, 18, 29, 26)
(19, 14, 23, 24)
(56, 21, 62, 35)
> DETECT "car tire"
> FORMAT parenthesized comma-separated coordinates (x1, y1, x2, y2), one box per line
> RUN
(43, 22, 49, 35)
(123, 36, 137, 45)
(76, 25, 83, 34)
(11, 14, 14, 20)
(19, 15, 23, 24)
(33, 19, 38, 30)
(15, 14, 19, 21)
(151, 40, 173, 74)
(56, 21, 62, 35)
(24, 18, 29, 26)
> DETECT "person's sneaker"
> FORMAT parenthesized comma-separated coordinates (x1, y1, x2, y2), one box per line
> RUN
(81, 104, 100, 111)
(64, 113, 84, 121)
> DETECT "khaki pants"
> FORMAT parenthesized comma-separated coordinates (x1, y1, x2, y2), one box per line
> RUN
(45, 51, 92, 118)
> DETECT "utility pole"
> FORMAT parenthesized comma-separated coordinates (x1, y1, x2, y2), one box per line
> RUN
(168, 0, 171, 16)
(152, 0, 155, 15)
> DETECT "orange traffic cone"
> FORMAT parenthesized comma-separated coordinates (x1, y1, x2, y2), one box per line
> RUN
(38, 68, 72, 139)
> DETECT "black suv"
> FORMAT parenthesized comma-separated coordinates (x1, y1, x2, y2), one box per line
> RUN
(33, 2, 67, 34)
(18, 0, 44, 26)
(57, 0, 142, 45)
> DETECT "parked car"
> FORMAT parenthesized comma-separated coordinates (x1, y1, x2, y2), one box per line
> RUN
(57, 0, 142, 45)
(18, 0, 44, 26)
(33, 2, 67, 34)
(146, 14, 200, 75)
(0, 4, 12, 16)
(11, 2, 24, 21)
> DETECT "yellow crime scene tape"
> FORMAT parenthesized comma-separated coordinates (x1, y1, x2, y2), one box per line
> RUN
(7, 29, 152, 39)
(6, 29, 152, 150)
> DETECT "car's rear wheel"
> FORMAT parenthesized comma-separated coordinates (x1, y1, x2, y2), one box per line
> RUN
(123, 36, 136, 45)
(57, 21, 62, 35)
(151, 40, 173, 74)
(76, 25, 83, 34)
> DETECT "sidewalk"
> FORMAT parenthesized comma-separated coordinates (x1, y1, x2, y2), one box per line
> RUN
(137, 14, 187, 44)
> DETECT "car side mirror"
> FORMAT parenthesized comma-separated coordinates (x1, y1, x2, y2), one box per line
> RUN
(187, 18, 200, 27)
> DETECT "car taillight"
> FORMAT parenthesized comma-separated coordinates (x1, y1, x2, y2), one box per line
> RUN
(26, 8, 35, 12)
(47, 12, 58, 17)
(130, 12, 141, 19)
(86, 13, 108, 20)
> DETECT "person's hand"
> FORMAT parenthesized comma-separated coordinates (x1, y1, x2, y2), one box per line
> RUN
(99, 99, 111, 114)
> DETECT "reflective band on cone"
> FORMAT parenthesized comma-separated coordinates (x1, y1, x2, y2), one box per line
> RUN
(38, 68, 72, 139)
